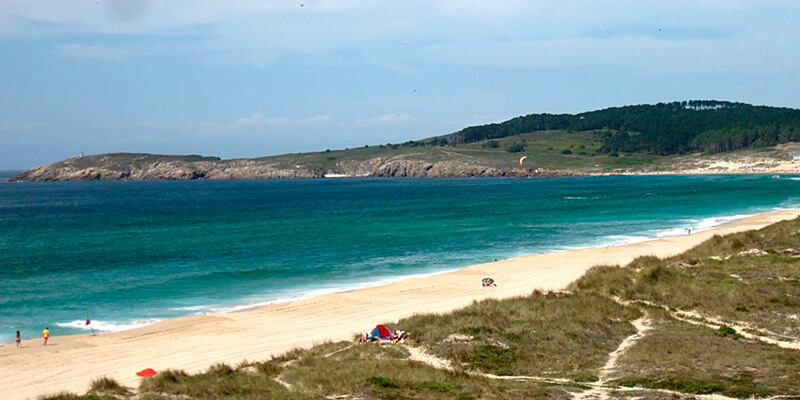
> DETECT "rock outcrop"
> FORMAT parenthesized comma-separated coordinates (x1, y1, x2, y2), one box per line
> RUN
(11, 153, 544, 181)
(11, 154, 323, 182)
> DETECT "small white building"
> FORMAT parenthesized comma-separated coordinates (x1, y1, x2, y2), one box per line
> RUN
(792, 153, 800, 161)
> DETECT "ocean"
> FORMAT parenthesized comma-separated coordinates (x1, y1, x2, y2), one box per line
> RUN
(1, 175, 799, 341)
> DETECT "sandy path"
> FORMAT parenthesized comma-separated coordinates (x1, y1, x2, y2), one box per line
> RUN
(1, 209, 797, 400)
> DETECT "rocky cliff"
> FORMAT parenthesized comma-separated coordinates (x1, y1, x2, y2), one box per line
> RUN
(11, 153, 545, 181)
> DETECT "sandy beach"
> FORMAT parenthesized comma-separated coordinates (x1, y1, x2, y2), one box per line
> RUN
(1, 208, 798, 400)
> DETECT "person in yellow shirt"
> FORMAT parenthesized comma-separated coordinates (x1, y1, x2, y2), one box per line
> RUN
(42, 327, 49, 346)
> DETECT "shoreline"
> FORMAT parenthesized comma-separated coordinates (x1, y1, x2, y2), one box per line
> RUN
(32, 206, 774, 339)
(1, 208, 799, 399)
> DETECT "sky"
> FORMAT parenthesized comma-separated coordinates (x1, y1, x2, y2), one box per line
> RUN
(1, 1, 799, 170)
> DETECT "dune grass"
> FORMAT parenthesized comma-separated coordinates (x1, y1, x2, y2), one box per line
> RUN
(87, 377, 132, 397)
(138, 365, 309, 400)
(572, 218, 800, 397)
(608, 309, 800, 398)
(40, 378, 130, 400)
(573, 218, 800, 338)
(133, 343, 574, 400)
(39, 393, 118, 400)
(398, 291, 640, 381)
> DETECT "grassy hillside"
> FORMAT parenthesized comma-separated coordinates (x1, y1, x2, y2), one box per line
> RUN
(260, 129, 675, 175)
(48, 217, 800, 399)
(447, 100, 800, 155)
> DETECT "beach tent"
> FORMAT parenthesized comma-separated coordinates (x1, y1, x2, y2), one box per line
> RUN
(371, 324, 393, 339)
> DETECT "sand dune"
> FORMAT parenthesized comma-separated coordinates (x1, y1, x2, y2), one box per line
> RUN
(1, 208, 798, 400)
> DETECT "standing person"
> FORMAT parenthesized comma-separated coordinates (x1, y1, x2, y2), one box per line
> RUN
(42, 327, 49, 345)
(15, 331, 21, 348)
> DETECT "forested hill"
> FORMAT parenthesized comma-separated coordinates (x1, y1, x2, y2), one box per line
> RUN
(447, 100, 800, 154)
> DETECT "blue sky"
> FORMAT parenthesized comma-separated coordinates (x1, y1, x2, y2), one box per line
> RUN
(1, 1, 799, 170)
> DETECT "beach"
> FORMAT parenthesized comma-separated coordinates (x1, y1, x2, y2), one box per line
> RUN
(0, 207, 797, 399)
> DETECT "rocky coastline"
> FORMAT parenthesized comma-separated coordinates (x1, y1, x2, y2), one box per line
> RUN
(11, 146, 800, 182)
(10, 153, 559, 181)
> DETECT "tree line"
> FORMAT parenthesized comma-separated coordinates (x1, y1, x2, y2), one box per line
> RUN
(446, 101, 800, 155)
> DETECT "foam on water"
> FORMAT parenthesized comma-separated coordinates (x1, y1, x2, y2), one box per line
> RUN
(694, 214, 753, 231)
(56, 319, 162, 333)
(657, 227, 690, 238)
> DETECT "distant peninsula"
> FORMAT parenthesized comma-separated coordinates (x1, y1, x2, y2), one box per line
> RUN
(12, 100, 800, 181)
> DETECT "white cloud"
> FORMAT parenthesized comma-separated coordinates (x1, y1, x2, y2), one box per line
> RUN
(230, 113, 288, 129)
(354, 113, 416, 126)
(228, 113, 332, 129)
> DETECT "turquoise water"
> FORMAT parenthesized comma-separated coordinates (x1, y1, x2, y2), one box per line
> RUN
(1, 175, 799, 341)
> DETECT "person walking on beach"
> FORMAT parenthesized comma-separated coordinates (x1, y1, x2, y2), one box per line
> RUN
(42, 327, 49, 346)
(15, 331, 21, 348)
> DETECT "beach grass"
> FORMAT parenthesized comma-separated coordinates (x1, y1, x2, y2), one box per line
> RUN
(40, 393, 118, 400)
(397, 291, 640, 380)
(137, 366, 310, 400)
(607, 309, 800, 397)
(87, 377, 132, 397)
(571, 218, 800, 397)
(133, 344, 576, 400)
(572, 218, 800, 338)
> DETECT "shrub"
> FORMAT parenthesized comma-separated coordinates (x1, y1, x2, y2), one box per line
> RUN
(208, 363, 235, 377)
(507, 141, 526, 153)
(562, 149, 573, 154)
(483, 140, 499, 148)
(367, 376, 399, 388)
(718, 325, 743, 339)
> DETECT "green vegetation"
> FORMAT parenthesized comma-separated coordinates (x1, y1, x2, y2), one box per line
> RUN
(448, 100, 800, 155)
(46, 218, 800, 399)
(88, 377, 132, 397)
(608, 310, 797, 398)
(400, 292, 640, 378)
(573, 218, 800, 397)
(506, 140, 526, 153)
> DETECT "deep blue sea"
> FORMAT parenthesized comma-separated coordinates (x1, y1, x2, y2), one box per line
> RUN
(2, 175, 799, 341)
